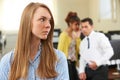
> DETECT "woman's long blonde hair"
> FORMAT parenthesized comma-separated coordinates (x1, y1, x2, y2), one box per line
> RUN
(9, 2, 58, 80)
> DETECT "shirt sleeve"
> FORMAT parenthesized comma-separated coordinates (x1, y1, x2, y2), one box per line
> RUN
(95, 33, 114, 66)
(78, 42, 87, 73)
(0, 52, 12, 80)
(78, 57, 86, 74)
(55, 50, 69, 80)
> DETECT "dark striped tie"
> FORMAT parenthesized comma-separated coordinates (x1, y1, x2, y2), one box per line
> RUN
(87, 37, 90, 49)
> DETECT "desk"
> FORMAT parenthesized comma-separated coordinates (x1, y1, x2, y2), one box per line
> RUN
(108, 68, 120, 80)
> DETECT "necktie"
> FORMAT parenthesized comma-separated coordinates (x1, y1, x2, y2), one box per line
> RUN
(87, 37, 90, 49)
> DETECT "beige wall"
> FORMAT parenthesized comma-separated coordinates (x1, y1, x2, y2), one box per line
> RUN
(89, 0, 120, 32)
(55, 0, 120, 32)
(0, 0, 4, 30)
(0, 0, 120, 32)
(0, 0, 120, 54)
(55, 0, 89, 31)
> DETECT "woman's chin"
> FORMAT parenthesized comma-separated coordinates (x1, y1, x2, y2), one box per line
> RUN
(41, 36, 48, 40)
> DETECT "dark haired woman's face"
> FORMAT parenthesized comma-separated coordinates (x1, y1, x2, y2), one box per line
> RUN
(70, 21, 80, 31)
(32, 7, 51, 40)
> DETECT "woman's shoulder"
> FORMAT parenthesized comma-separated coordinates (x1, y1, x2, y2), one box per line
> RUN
(54, 49, 66, 60)
(60, 31, 68, 37)
(0, 51, 14, 79)
(0, 50, 14, 67)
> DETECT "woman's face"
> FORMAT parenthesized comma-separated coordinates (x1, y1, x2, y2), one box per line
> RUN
(71, 21, 80, 31)
(32, 7, 51, 40)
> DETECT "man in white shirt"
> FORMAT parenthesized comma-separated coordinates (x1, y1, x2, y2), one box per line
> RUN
(78, 18, 114, 80)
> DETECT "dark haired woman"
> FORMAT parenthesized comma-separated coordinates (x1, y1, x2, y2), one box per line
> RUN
(58, 11, 81, 80)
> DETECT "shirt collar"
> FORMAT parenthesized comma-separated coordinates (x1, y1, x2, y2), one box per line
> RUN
(29, 44, 42, 64)
(87, 30, 95, 38)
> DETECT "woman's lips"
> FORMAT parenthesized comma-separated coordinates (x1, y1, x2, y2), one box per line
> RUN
(42, 31, 49, 35)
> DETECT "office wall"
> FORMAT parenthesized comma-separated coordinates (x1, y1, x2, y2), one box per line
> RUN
(55, 0, 120, 32)
(55, 0, 89, 31)
(4, 34, 17, 53)
(1, 0, 119, 32)
(89, 0, 120, 32)
(0, 0, 4, 30)
(0, 0, 120, 54)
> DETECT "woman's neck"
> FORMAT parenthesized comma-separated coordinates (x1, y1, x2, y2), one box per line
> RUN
(67, 27, 72, 32)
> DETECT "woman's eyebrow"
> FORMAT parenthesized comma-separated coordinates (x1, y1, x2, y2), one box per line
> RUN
(40, 16, 51, 20)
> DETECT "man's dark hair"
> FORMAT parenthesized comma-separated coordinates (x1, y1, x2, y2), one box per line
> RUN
(81, 17, 93, 25)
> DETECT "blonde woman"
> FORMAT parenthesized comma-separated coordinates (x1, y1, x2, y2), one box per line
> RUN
(0, 2, 69, 80)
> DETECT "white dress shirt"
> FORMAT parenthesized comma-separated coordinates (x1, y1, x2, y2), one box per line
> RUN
(79, 31, 114, 73)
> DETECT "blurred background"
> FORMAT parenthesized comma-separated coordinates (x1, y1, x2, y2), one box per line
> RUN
(0, 0, 120, 55)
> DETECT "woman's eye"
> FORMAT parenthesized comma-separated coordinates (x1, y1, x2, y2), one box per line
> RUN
(40, 18, 45, 22)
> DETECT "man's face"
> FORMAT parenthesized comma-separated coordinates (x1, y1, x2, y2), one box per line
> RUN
(81, 21, 93, 36)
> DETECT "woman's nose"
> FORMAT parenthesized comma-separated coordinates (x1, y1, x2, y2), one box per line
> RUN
(45, 21, 51, 28)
